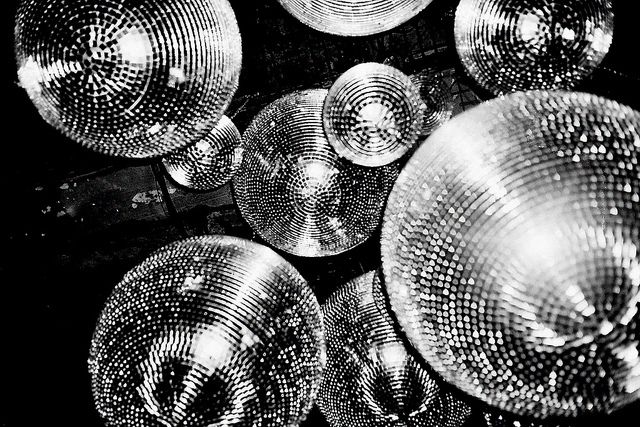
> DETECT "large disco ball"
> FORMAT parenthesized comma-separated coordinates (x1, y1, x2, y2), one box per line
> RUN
(455, 0, 614, 95)
(276, 0, 435, 36)
(323, 63, 423, 167)
(162, 115, 241, 191)
(318, 271, 472, 427)
(409, 70, 454, 137)
(89, 235, 325, 427)
(233, 89, 398, 257)
(381, 91, 640, 417)
(15, 0, 242, 158)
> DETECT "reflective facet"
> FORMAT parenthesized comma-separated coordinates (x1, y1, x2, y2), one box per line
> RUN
(15, 0, 242, 158)
(409, 70, 454, 137)
(276, 0, 435, 36)
(324, 63, 423, 167)
(89, 235, 325, 427)
(318, 271, 472, 427)
(455, 0, 614, 95)
(382, 91, 640, 417)
(162, 116, 241, 191)
(234, 89, 398, 257)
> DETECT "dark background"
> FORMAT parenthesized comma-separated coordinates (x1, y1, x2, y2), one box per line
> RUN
(2, 0, 639, 426)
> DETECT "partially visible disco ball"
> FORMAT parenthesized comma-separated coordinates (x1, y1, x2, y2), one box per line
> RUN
(455, 0, 614, 94)
(381, 91, 640, 417)
(318, 271, 472, 427)
(483, 411, 572, 427)
(162, 116, 241, 191)
(276, 0, 435, 36)
(323, 63, 423, 167)
(15, 0, 241, 158)
(409, 70, 454, 136)
(234, 89, 398, 257)
(89, 235, 325, 427)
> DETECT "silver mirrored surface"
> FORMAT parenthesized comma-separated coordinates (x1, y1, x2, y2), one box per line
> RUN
(455, 0, 614, 95)
(276, 0, 435, 36)
(319, 271, 472, 427)
(89, 235, 325, 426)
(16, 0, 242, 158)
(324, 63, 423, 167)
(234, 89, 398, 257)
(382, 91, 640, 417)
(163, 116, 241, 191)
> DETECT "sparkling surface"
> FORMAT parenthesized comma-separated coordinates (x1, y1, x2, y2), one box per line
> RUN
(234, 89, 399, 257)
(15, 0, 241, 158)
(381, 91, 640, 417)
(409, 70, 454, 137)
(455, 0, 614, 95)
(324, 63, 423, 167)
(89, 235, 325, 426)
(318, 271, 472, 427)
(276, 0, 435, 36)
(162, 116, 241, 191)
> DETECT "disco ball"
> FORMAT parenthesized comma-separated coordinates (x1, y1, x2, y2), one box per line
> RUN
(233, 89, 399, 257)
(323, 63, 424, 167)
(409, 70, 454, 137)
(162, 116, 241, 191)
(454, 0, 614, 95)
(318, 271, 472, 427)
(89, 235, 325, 427)
(381, 91, 640, 417)
(276, 0, 435, 36)
(483, 411, 572, 427)
(15, 0, 242, 158)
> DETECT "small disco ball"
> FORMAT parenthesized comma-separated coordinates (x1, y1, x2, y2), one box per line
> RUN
(381, 91, 640, 417)
(162, 115, 241, 191)
(89, 235, 325, 427)
(15, 0, 241, 158)
(233, 89, 399, 257)
(323, 63, 423, 167)
(318, 271, 472, 427)
(454, 0, 614, 95)
(276, 0, 435, 37)
(409, 70, 454, 137)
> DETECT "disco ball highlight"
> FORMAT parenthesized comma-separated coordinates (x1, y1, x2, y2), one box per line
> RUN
(234, 89, 398, 257)
(318, 271, 472, 427)
(323, 63, 423, 167)
(276, 0, 435, 36)
(454, 0, 614, 95)
(15, 0, 242, 158)
(162, 116, 241, 191)
(381, 91, 640, 417)
(409, 70, 454, 136)
(89, 235, 325, 427)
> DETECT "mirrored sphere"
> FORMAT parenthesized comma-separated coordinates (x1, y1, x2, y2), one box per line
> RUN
(324, 63, 423, 167)
(409, 70, 454, 137)
(15, 0, 242, 158)
(162, 116, 241, 191)
(89, 235, 326, 427)
(318, 271, 472, 427)
(382, 91, 640, 417)
(276, 0, 435, 36)
(234, 89, 399, 257)
(455, 0, 614, 95)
